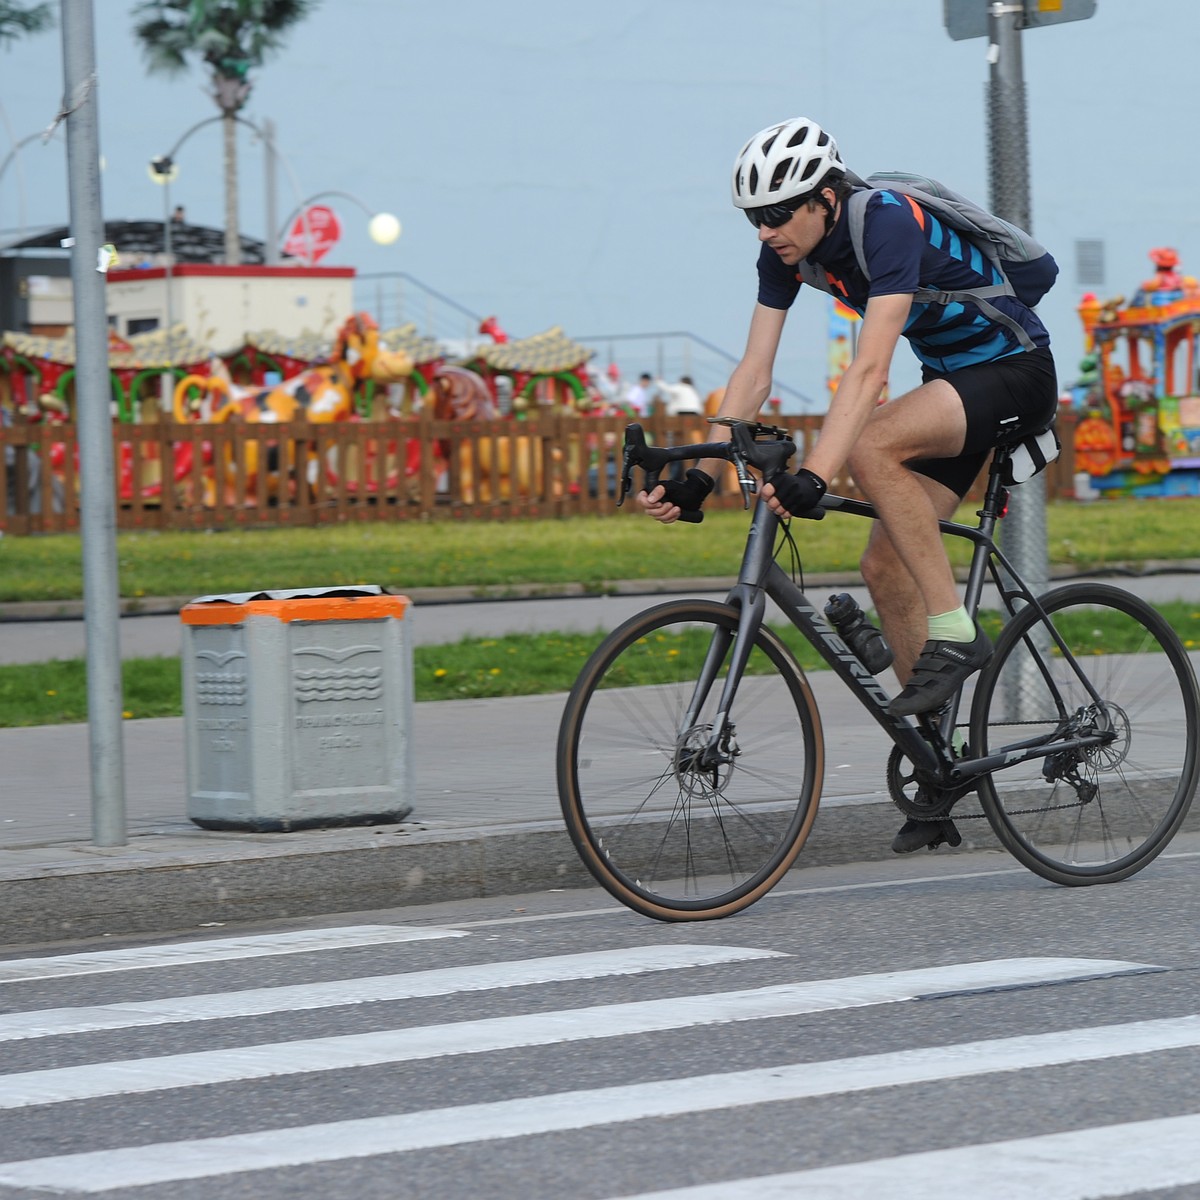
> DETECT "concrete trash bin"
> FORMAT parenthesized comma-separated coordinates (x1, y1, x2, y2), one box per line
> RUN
(181, 585, 414, 832)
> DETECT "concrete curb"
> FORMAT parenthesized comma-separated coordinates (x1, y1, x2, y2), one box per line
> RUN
(0, 794, 1011, 946)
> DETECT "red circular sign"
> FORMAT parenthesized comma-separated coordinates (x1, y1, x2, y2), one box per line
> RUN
(283, 205, 342, 263)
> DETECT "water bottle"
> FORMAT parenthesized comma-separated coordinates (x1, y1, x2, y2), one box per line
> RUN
(824, 593, 893, 675)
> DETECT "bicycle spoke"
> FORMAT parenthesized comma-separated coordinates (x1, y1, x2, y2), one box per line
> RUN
(559, 602, 821, 918)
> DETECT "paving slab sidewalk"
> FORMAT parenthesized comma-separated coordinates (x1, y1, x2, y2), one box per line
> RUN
(3, 573, 1199, 948)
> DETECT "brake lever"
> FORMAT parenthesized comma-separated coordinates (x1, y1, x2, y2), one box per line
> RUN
(616, 423, 647, 509)
(617, 449, 633, 508)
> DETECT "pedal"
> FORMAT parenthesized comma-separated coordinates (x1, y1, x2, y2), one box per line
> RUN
(927, 818, 962, 850)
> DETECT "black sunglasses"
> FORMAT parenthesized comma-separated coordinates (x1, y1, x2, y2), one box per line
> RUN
(744, 196, 808, 230)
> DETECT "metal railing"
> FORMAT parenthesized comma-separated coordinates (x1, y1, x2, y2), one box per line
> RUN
(351, 271, 817, 407)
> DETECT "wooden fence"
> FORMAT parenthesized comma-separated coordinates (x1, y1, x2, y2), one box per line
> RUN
(0, 411, 1079, 536)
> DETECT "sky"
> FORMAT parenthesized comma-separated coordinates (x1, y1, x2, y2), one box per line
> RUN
(1, 0, 1198, 409)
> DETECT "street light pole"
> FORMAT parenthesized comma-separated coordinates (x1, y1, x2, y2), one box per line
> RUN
(60, 0, 126, 847)
(149, 114, 307, 270)
(263, 116, 279, 265)
(988, 1, 1049, 604)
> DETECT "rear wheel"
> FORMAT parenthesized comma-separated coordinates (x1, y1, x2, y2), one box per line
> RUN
(971, 584, 1199, 885)
(557, 600, 823, 920)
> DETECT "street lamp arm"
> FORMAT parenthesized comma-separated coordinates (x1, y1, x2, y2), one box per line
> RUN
(277, 190, 400, 264)
(277, 189, 377, 237)
(158, 113, 276, 172)
(162, 115, 224, 164)
(0, 127, 61, 187)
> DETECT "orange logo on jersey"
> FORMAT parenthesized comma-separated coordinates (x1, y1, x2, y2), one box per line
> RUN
(824, 269, 850, 299)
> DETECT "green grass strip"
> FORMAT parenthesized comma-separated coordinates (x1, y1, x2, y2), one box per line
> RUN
(1, 602, 1197, 729)
(0, 497, 1198, 603)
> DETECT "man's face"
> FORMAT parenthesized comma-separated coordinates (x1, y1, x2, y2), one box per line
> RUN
(757, 192, 834, 264)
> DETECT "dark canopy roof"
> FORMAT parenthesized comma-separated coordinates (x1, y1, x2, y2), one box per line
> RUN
(3, 220, 266, 264)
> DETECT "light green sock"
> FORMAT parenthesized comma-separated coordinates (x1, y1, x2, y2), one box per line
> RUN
(928, 605, 975, 643)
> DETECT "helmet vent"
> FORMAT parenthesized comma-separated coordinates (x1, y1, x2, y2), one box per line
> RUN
(770, 160, 793, 192)
(787, 125, 810, 149)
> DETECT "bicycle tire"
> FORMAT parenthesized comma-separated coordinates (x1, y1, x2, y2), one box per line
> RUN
(557, 600, 824, 920)
(970, 583, 1200, 885)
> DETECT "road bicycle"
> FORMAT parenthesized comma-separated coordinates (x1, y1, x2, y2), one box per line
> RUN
(556, 418, 1200, 921)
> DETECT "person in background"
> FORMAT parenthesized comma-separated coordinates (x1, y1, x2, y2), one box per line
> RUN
(657, 375, 704, 416)
(623, 372, 655, 415)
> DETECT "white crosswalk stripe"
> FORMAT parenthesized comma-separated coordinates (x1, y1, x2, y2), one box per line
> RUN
(0, 936, 1187, 1198)
(0, 957, 1151, 1110)
(621, 1114, 1200, 1199)
(0, 944, 785, 1042)
(1, 1014, 1197, 1193)
(0, 924, 465, 982)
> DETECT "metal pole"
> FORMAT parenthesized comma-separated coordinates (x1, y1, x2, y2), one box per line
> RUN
(263, 116, 279, 265)
(163, 174, 175, 340)
(988, 0, 1049, 603)
(60, 0, 126, 846)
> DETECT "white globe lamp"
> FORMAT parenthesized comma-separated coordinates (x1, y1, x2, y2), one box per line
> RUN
(368, 211, 401, 245)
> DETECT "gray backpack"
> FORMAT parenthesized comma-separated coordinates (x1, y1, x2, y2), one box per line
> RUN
(796, 170, 1059, 352)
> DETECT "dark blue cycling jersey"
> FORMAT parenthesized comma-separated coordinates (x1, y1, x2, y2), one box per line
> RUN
(756, 188, 1051, 374)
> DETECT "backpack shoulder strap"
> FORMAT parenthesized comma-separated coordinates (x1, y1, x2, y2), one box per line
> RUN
(846, 181, 1036, 351)
(794, 258, 834, 296)
(844, 189, 872, 280)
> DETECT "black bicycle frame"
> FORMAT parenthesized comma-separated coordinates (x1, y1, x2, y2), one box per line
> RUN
(687, 457, 1113, 787)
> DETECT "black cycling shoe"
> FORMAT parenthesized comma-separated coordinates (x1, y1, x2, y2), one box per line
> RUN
(891, 817, 963, 853)
(888, 625, 992, 717)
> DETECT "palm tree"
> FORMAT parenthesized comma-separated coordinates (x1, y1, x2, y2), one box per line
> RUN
(0, 1, 53, 47)
(132, 0, 318, 265)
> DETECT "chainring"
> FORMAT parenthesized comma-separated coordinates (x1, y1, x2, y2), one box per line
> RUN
(886, 745, 971, 821)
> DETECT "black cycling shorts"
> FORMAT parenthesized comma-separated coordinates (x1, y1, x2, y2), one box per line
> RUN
(907, 346, 1058, 498)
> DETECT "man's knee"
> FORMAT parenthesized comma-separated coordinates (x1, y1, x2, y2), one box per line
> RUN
(846, 441, 883, 493)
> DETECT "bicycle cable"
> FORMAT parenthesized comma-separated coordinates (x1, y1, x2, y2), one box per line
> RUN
(773, 518, 805, 591)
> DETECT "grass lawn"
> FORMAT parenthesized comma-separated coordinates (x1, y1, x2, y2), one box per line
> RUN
(3, 601, 1198, 728)
(0, 496, 1197, 603)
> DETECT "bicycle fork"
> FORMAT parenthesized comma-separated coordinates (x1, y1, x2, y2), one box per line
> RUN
(680, 585, 767, 772)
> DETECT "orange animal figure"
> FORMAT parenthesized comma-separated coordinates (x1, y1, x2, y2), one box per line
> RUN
(172, 313, 413, 505)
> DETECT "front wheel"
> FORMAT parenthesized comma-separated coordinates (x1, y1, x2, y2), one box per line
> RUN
(970, 583, 1200, 885)
(557, 600, 824, 920)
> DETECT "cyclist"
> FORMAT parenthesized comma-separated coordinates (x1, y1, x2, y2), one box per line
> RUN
(637, 116, 1058, 852)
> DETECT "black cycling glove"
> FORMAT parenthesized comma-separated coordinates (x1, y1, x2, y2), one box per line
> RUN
(658, 468, 714, 513)
(769, 467, 827, 517)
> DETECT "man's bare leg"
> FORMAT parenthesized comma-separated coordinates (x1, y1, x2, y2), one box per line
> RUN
(858, 476, 962, 685)
(847, 379, 989, 717)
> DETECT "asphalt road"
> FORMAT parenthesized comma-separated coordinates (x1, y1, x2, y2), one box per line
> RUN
(2, 843, 1199, 1198)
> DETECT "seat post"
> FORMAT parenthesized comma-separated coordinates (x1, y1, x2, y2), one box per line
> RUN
(958, 452, 1011, 625)
(977, 451, 1012, 533)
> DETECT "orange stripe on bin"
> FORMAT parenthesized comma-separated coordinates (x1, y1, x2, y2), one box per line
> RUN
(180, 596, 410, 625)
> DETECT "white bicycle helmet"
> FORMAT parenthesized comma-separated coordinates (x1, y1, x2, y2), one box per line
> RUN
(731, 117, 844, 209)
